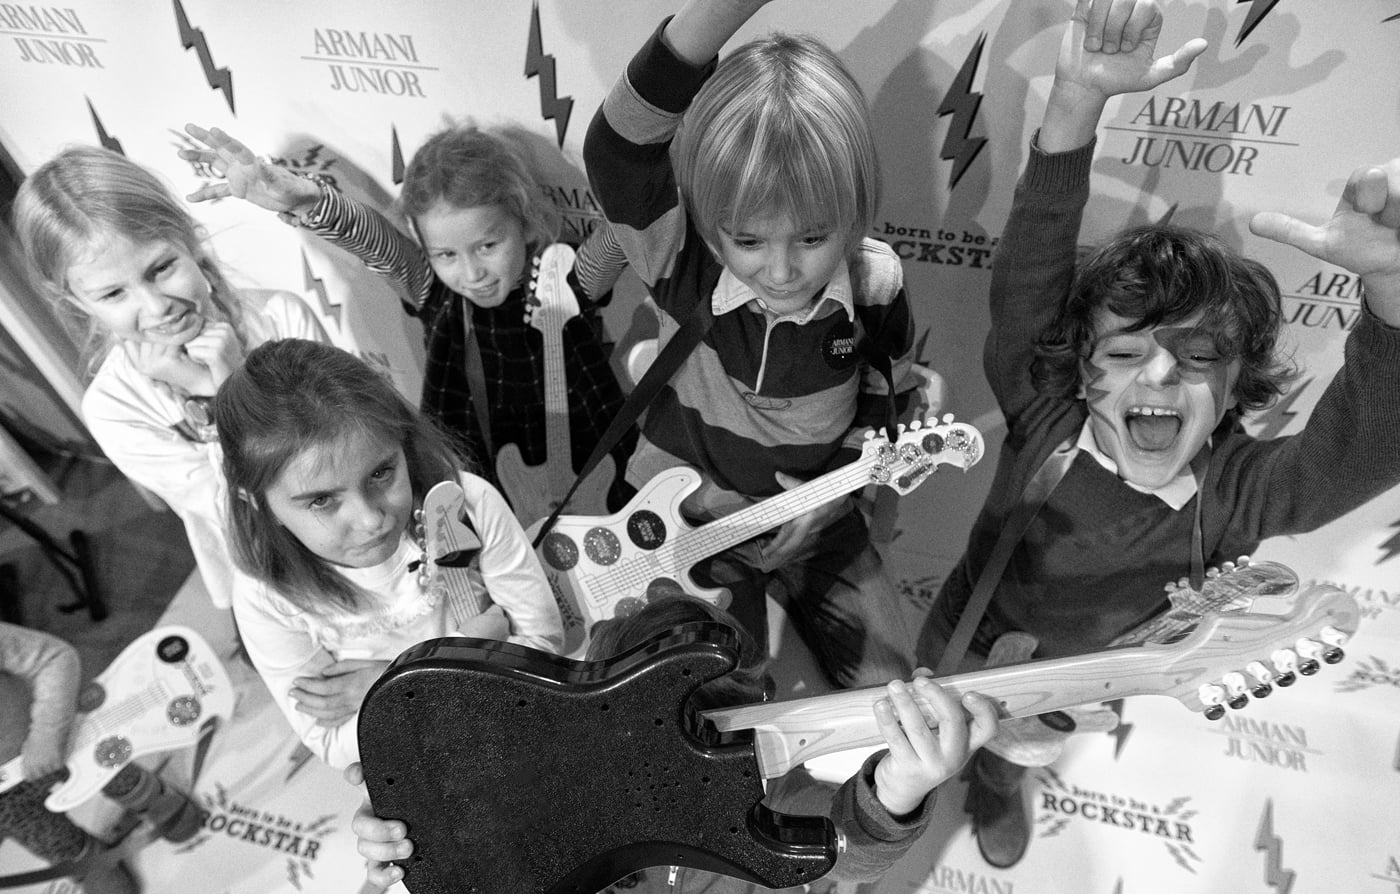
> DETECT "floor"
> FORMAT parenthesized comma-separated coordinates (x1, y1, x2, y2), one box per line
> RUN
(0, 451, 193, 686)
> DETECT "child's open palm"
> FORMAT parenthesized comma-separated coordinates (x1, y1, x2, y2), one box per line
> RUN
(179, 123, 322, 216)
(1056, 0, 1206, 101)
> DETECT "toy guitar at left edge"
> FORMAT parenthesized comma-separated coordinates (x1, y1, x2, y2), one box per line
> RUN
(531, 416, 984, 656)
(0, 625, 233, 812)
(495, 243, 615, 530)
(356, 575, 1358, 894)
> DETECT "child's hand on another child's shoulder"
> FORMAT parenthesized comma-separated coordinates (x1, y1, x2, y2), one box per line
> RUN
(871, 670, 999, 818)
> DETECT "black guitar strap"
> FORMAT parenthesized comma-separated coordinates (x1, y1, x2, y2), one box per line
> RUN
(530, 294, 716, 547)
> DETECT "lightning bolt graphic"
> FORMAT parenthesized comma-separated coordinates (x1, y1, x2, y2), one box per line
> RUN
(301, 249, 343, 328)
(1105, 698, 1133, 758)
(524, 1, 573, 148)
(937, 33, 988, 191)
(85, 99, 124, 154)
(1156, 203, 1178, 226)
(1379, 517, 1400, 565)
(391, 125, 405, 186)
(1252, 376, 1312, 439)
(1235, 0, 1283, 46)
(1254, 800, 1296, 894)
(173, 0, 234, 113)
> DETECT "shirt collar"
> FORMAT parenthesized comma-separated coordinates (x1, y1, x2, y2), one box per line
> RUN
(1075, 421, 1198, 510)
(711, 260, 856, 323)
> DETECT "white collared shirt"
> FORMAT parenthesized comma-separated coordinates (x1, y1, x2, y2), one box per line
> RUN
(709, 260, 857, 324)
(1074, 421, 1198, 510)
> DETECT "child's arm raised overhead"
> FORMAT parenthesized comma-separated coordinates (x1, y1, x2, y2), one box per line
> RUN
(180, 124, 435, 310)
(986, 0, 1205, 424)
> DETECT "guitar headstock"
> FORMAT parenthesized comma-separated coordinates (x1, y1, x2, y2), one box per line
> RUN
(418, 480, 482, 570)
(1154, 582, 1358, 720)
(1111, 556, 1301, 648)
(524, 242, 581, 331)
(860, 414, 984, 496)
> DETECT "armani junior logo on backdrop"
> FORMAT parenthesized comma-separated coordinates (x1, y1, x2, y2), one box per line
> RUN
(1282, 270, 1364, 332)
(4, 5, 102, 67)
(912, 862, 1014, 894)
(1035, 769, 1202, 873)
(1208, 714, 1316, 772)
(1110, 95, 1290, 176)
(310, 27, 434, 98)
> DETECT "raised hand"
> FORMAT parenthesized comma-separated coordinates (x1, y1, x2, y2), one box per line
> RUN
(1042, 0, 1207, 152)
(179, 123, 321, 216)
(871, 669, 999, 817)
(1057, 0, 1206, 98)
(1250, 159, 1400, 326)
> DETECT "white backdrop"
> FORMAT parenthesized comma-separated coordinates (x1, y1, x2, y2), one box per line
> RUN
(1, 2, 1398, 892)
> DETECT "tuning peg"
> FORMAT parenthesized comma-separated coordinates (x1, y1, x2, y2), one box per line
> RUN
(1294, 639, 1324, 676)
(941, 413, 955, 424)
(1221, 672, 1251, 709)
(1198, 683, 1227, 720)
(1270, 648, 1299, 687)
(1245, 661, 1274, 698)
(1318, 626, 1348, 664)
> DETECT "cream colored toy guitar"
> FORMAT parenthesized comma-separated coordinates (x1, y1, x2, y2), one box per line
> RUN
(0, 625, 232, 812)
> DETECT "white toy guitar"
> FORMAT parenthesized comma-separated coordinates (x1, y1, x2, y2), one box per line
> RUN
(0, 625, 233, 812)
(532, 416, 984, 656)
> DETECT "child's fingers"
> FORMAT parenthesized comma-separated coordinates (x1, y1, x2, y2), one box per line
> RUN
(343, 761, 365, 787)
(1249, 211, 1326, 259)
(186, 183, 230, 203)
(1095, 0, 1142, 53)
(1146, 37, 1207, 86)
(910, 676, 968, 758)
(961, 692, 1002, 752)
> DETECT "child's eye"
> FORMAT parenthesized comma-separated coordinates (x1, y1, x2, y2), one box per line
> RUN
(94, 288, 125, 303)
(432, 250, 456, 261)
(307, 496, 332, 511)
(477, 242, 498, 254)
(370, 464, 395, 483)
(152, 259, 176, 276)
(800, 233, 831, 247)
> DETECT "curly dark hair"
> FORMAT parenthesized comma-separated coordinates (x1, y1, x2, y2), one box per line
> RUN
(1031, 223, 1298, 412)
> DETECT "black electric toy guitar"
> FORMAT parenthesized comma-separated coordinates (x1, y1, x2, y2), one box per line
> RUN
(357, 578, 1357, 894)
(532, 416, 984, 656)
(495, 243, 615, 529)
(0, 625, 232, 812)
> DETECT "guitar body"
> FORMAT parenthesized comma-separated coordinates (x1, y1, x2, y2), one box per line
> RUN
(492, 242, 616, 528)
(495, 446, 615, 534)
(533, 465, 724, 655)
(0, 625, 233, 812)
(357, 625, 835, 894)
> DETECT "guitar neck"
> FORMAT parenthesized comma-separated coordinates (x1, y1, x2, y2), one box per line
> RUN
(540, 321, 573, 494)
(673, 455, 881, 567)
(704, 645, 1166, 779)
